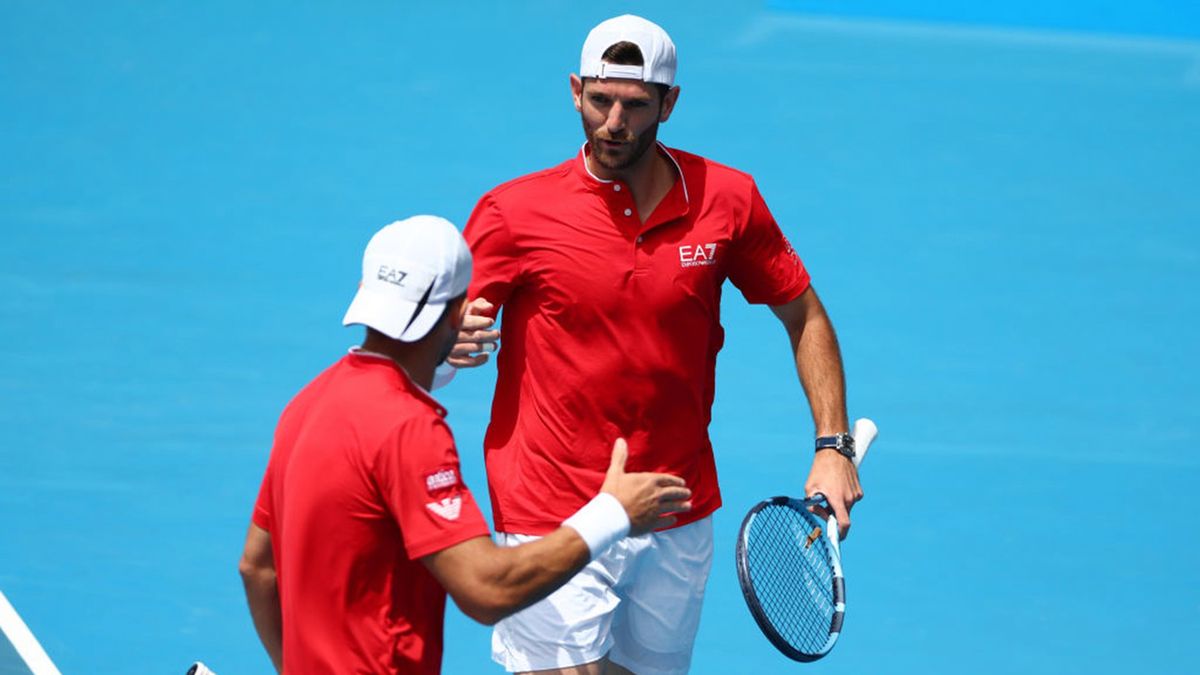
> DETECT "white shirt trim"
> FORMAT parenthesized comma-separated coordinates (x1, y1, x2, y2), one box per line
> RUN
(578, 141, 691, 207)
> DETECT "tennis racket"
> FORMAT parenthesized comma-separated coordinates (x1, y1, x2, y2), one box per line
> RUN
(735, 417, 878, 662)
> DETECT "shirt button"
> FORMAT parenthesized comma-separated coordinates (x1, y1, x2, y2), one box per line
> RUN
(636, 235, 644, 243)
(623, 208, 633, 216)
(614, 184, 622, 192)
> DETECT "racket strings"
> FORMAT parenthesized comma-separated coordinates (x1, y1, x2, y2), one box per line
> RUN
(746, 504, 838, 654)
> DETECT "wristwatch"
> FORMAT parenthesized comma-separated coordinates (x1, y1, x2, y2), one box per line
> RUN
(815, 432, 855, 461)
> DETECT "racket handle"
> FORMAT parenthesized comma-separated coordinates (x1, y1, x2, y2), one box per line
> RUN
(851, 418, 878, 469)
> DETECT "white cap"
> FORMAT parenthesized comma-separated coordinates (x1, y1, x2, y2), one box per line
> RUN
(342, 215, 472, 342)
(579, 15, 676, 86)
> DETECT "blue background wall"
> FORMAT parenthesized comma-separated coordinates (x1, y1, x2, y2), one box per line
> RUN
(2, 2, 1197, 673)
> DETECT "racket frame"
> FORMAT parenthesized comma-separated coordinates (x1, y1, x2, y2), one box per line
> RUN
(734, 417, 876, 662)
(735, 494, 845, 662)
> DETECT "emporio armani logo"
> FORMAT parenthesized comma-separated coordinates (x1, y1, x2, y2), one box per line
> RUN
(783, 238, 800, 262)
(426, 496, 462, 521)
(424, 467, 458, 493)
(679, 243, 718, 268)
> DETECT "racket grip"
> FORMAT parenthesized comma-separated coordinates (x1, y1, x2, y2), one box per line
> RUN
(851, 418, 878, 468)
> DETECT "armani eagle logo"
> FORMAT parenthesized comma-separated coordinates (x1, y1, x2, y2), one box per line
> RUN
(426, 496, 462, 521)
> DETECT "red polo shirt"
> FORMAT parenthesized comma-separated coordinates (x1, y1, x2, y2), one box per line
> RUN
(464, 144, 810, 535)
(252, 351, 490, 674)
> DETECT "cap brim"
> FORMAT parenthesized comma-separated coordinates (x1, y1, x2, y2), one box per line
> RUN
(342, 285, 446, 342)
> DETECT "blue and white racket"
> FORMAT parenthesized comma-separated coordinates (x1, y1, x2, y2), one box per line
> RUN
(735, 417, 878, 662)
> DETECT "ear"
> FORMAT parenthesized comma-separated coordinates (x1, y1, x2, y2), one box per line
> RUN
(570, 74, 584, 112)
(659, 85, 681, 123)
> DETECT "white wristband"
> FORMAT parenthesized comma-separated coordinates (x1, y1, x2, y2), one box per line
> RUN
(562, 492, 631, 558)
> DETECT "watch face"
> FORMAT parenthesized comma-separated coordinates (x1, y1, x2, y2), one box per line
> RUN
(835, 433, 855, 457)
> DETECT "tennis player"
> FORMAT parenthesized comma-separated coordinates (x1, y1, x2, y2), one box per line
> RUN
(238, 216, 692, 674)
(448, 15, 864, 675)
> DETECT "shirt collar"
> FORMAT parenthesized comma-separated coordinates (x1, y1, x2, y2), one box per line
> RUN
(574, 141, 691, 208)
(346, 347, 447, 417)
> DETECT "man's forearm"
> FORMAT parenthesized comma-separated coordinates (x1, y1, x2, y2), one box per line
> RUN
(794, 307, 848, 435)
(426, 530, 593, 625)
(776, 289, 848, 436)
(242, 570, 283, 672)
(775, 288, 862, 536)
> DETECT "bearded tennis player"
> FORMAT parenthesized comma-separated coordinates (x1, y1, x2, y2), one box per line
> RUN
(447, 15, 863, 675)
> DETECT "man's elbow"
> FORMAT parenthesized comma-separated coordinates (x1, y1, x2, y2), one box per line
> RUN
(464, 606, 505, 626)
(453, 589, 521, 626)
(239, 553, 273, 584)
(238, 554, 256, 582)
(239, 524, 276, 584)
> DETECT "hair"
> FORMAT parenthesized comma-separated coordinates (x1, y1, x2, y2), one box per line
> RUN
(594, 41, 670, 100)
(601, 41, 645, 65)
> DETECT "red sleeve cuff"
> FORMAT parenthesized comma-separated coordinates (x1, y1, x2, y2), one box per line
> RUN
(744, 268, 811, 306)
(251, 506, 272, 533)
(406, 522, 491, 560)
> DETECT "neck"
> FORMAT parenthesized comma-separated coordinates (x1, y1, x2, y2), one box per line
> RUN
(358, 334, 437, 391)
(587, 142, 677, 224)
(588, 141, 668, 189)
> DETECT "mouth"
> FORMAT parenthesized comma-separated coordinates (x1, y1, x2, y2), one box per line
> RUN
(598, 139, 628, 151)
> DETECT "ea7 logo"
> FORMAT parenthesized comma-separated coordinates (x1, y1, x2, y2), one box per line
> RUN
(377, 265, 408, 286)
(679, 243, 718, 268)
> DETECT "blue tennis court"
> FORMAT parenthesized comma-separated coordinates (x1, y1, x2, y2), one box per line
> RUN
(2, 1, 1197, 672)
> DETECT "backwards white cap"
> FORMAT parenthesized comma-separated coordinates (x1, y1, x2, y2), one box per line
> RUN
(579, 14, 677, 86)
(342, 215, 472, 342)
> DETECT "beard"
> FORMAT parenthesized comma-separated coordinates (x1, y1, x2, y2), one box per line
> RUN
(584, 118, 660, 173)
(435, 331, 456, 366)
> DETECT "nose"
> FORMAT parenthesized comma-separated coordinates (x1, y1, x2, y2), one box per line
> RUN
(604, 102, 627, 134)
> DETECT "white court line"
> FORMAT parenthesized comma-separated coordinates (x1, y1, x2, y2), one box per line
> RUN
(0, 591, 62, 675)
(873, 440, 1200, 469)
(735, 12, 1200, 57)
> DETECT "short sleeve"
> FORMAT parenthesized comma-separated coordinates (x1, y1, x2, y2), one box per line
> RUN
(727, 181, 811, 305)
(373, 415, 490, 560)
(251, 463, 274, 532)
(463, 194, 521, 314)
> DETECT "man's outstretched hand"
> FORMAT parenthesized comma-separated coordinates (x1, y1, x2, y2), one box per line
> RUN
(601, 438, 692, 535)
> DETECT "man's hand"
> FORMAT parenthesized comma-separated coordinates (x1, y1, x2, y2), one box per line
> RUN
(805, 450, 863, 540)
(447, 298, 501, 368)
(601, 438, 692, 535)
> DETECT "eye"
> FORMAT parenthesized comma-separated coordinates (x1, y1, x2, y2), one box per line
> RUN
(589, 94, 611, 106)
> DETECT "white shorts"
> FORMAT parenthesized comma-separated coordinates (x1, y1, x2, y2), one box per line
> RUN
(491, 516, 714, 675)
